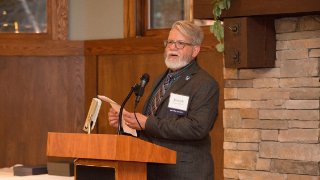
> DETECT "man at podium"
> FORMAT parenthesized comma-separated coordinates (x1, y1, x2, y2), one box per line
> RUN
(108, 20, 219, 180)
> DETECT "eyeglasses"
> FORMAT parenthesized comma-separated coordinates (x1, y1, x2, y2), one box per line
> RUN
(164, 40, 193, 49)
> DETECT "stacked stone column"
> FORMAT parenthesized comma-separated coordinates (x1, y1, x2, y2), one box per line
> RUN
(223, 15, 320, 180)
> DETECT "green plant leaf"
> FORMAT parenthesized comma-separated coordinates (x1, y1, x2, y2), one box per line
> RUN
(223, 0, 227, 9)
(227, 0, 231, 9)
(209, 25, 215, 33)
(215, 6, 221, 17)
(210, 0, 218, 4)
(212, 26, 220, 41)
(218, 1, 225, 9)
(210, 0, 230, 52)
(213, 6, 217, 18)
(212, 6, 218, 19)
(216, 43, 224, 52)
(220, 26, 224, 39)
(217, 20, 224, 39)
(212, 22, 221, 41)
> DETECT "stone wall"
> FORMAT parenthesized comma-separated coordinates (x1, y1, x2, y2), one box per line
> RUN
(223, 15, 320, 180)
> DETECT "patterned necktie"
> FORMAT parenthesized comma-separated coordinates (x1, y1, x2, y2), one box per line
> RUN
(148, 74, 172, 116)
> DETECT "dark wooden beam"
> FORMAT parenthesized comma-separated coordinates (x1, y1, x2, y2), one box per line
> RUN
(0, 40, 84, 56)
(194, 0, 320, 19)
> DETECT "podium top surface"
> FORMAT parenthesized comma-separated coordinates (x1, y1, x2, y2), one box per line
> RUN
(47, 132, 176, 164)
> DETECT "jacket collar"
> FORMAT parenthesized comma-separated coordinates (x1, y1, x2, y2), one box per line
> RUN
(157, 61, 200, 105)
(142, 60, 200, 115)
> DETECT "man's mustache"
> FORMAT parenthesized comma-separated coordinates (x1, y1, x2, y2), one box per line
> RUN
(166, 51, 181, 59)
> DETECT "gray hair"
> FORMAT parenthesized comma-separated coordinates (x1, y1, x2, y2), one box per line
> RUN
(171, 21, 204, 46)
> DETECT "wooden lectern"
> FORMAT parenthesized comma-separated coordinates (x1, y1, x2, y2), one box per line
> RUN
(47, 132, 176, 180)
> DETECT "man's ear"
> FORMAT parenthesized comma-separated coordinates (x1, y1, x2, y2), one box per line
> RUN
(192, 45, 200, 58)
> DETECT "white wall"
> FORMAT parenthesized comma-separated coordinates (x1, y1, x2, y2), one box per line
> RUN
(68, 0, 124, 40)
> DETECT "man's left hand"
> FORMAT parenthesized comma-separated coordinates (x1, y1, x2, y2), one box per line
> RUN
(123, 111, 147, 130)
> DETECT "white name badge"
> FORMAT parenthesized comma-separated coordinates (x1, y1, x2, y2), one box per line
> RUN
(168, 93, 189, 115)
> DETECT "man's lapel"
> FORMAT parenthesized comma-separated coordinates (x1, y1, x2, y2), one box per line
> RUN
(158, 61, 200, 105)
(142, 69, 169, 114)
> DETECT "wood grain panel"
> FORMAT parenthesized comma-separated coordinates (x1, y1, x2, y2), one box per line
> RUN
(135, 0, 146, 37)
(0, 40, 84, 56)
(0, 56, 85, 168)
(85, 36, 167, 56)
(85, 27, 219, 55)
(97, 53, 167, 135)
(47, 133, 118, 160)
(197, 51, 224, 180)
(124, 0, 136, 38)
(84, 56, 98, 134)
(115, 135, 176, 163)
(194, 0, 320, 19)
(0, 33, 52, 40)
(51, 0, 68, 40)
(47, 133, 176, 163)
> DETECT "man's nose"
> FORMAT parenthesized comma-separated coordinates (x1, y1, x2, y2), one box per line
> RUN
(169, 42, 177, 50)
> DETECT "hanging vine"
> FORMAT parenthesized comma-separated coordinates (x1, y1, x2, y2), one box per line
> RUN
(210, 0, 231, 52)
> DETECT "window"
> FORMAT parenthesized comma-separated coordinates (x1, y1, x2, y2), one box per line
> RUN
(149, 0, 191, 29)
(133, 0, 214, 37)
(0, 0, 47, 33)
(0, 0, 51, 39)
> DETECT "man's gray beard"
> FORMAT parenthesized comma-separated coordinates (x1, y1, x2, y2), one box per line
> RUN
(164, 51, 193, 70)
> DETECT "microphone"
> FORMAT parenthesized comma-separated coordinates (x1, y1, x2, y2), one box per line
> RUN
(135, 73, 150, 103)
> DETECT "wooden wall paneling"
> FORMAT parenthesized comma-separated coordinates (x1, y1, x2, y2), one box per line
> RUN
(85, 36, 167, 56)
(194, 0, 320, 19)
(51, 0, 68, 40)
(224, 16, 276, 68)
(97, 53, 167, 134)
(221, 0, 320, 18)
(124, 0, 137, 38)
(84, 56, 98, 134)
(0, 33, 52, 40)
(84, 27, 218, 56)
(0, 40, 84, 56)
(197, 51, 224, 180)
(0, 56, 85, 167)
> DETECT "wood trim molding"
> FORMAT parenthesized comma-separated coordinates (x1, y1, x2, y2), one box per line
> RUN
(0, 40, 84, 56)
(194, 0, 320, 19)
(124, 0, 136, 38)
(85, 27, 218, 55)
(51, 0, 68, 40)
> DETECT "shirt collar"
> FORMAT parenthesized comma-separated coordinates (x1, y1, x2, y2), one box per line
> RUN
(168, 59, 196, 78)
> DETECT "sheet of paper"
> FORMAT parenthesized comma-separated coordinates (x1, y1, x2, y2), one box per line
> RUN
(97, 95, 137, 137)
